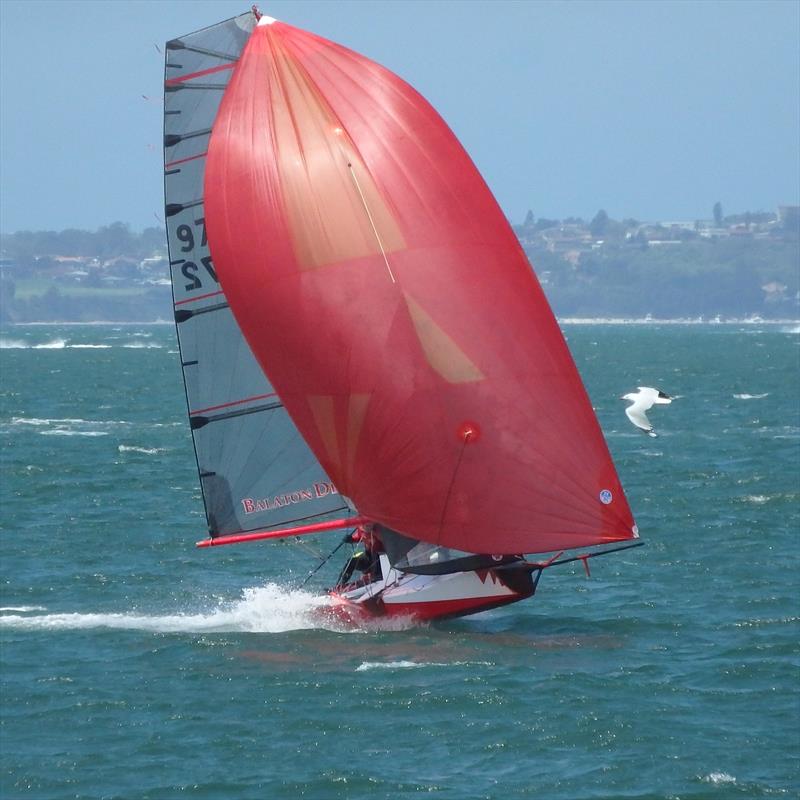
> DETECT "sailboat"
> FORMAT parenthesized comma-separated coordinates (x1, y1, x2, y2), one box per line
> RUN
(163, 8, 641, 624)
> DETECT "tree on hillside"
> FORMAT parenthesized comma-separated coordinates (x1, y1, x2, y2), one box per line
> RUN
(96, 222, 134, 259)
(780, 206, 799, 238)
(589, 209, 609, 238)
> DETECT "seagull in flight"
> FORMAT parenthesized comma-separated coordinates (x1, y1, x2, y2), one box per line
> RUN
(621, 387, 672, 437)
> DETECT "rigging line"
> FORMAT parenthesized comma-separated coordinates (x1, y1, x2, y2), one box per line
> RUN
(435, 431, 473, 545)
(239, 506, 352, 538)
(347, 162, 396, 284)
(301, 537, 349, 587)
(292, 536, 325, 561)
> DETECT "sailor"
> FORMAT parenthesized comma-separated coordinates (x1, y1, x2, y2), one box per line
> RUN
(339, 525, 383, 586)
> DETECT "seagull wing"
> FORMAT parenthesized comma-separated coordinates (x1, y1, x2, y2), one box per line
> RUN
(625, 402, 656, 436)
(637, 386, 672, 405)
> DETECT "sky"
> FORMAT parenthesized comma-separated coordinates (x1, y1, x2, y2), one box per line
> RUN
(0, 0, 798, 233)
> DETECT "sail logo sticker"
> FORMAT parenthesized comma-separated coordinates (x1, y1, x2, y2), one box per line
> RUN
(599, 489, 613, 505)
(241, 482, 338, 515)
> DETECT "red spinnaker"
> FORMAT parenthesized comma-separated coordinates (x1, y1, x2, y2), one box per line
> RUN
(204, 17, 637, 555)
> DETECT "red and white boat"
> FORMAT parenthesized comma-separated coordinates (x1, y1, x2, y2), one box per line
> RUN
(328, 553, 536, 624)
(323, 540, 644, 624)
(163, 8, 641, 624)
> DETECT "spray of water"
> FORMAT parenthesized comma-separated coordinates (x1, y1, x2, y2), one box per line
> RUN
(0, 584, 353, 634)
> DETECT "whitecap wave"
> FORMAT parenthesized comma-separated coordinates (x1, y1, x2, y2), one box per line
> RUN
(11, 417, 134, 431)
(356, 660, 444, 671)
(0, 337, 70, 349)
(1, 338, 164, 350)
(735, 616, 799, 628)
(355, 659, 492, 672)
(742, 495, 770, 504)
(14, 321, 171, 327)
(733, 393, 769, 400)
(11, 417, 52, 426)
(0, 606, 47, 612)
(0, 584, 347, 634)
(40, 430, 108, 437)
(117, 445, 164, 455)
(700, 772, 736, 785)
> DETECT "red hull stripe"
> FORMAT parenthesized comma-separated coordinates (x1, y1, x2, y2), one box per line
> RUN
(190, 392, 278, 416)
(174, 290, 225, 306)
(382, 594, 525, 620)
(328, 591, 530, 624)
(165, 63, 235, 85)
(165, 151, 208, 169)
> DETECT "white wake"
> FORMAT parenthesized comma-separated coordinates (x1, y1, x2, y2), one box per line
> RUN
(355, 659, 492, 671)
(0, 584, 345, 634)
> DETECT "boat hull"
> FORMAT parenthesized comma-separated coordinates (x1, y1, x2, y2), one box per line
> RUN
(324, 557, 536, 624)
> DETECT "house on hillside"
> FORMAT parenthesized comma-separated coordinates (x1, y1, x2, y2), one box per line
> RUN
(0, 256, 18, 274)
(539, 225, 594, 264)
(101, 256, 140, 281)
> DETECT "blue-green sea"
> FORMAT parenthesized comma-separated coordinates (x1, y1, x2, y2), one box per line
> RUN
(1, 322, 798, 800)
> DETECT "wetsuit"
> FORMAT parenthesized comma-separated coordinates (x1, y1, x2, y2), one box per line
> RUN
(339, 548, 373, 585)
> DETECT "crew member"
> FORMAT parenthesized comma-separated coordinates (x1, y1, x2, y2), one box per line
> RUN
(338, 525, 383, 586)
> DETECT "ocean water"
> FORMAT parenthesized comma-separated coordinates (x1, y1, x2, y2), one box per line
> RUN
(1, 322, 798, 800)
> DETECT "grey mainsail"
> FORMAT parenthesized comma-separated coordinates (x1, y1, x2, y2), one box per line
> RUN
(163, 11, 347, 539)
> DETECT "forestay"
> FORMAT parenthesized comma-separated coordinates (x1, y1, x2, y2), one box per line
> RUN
(163, 11, 347, 539)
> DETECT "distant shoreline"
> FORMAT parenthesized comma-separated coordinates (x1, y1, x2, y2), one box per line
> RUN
(558, 317, 800, 325)
(3, 320, 175, 326)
